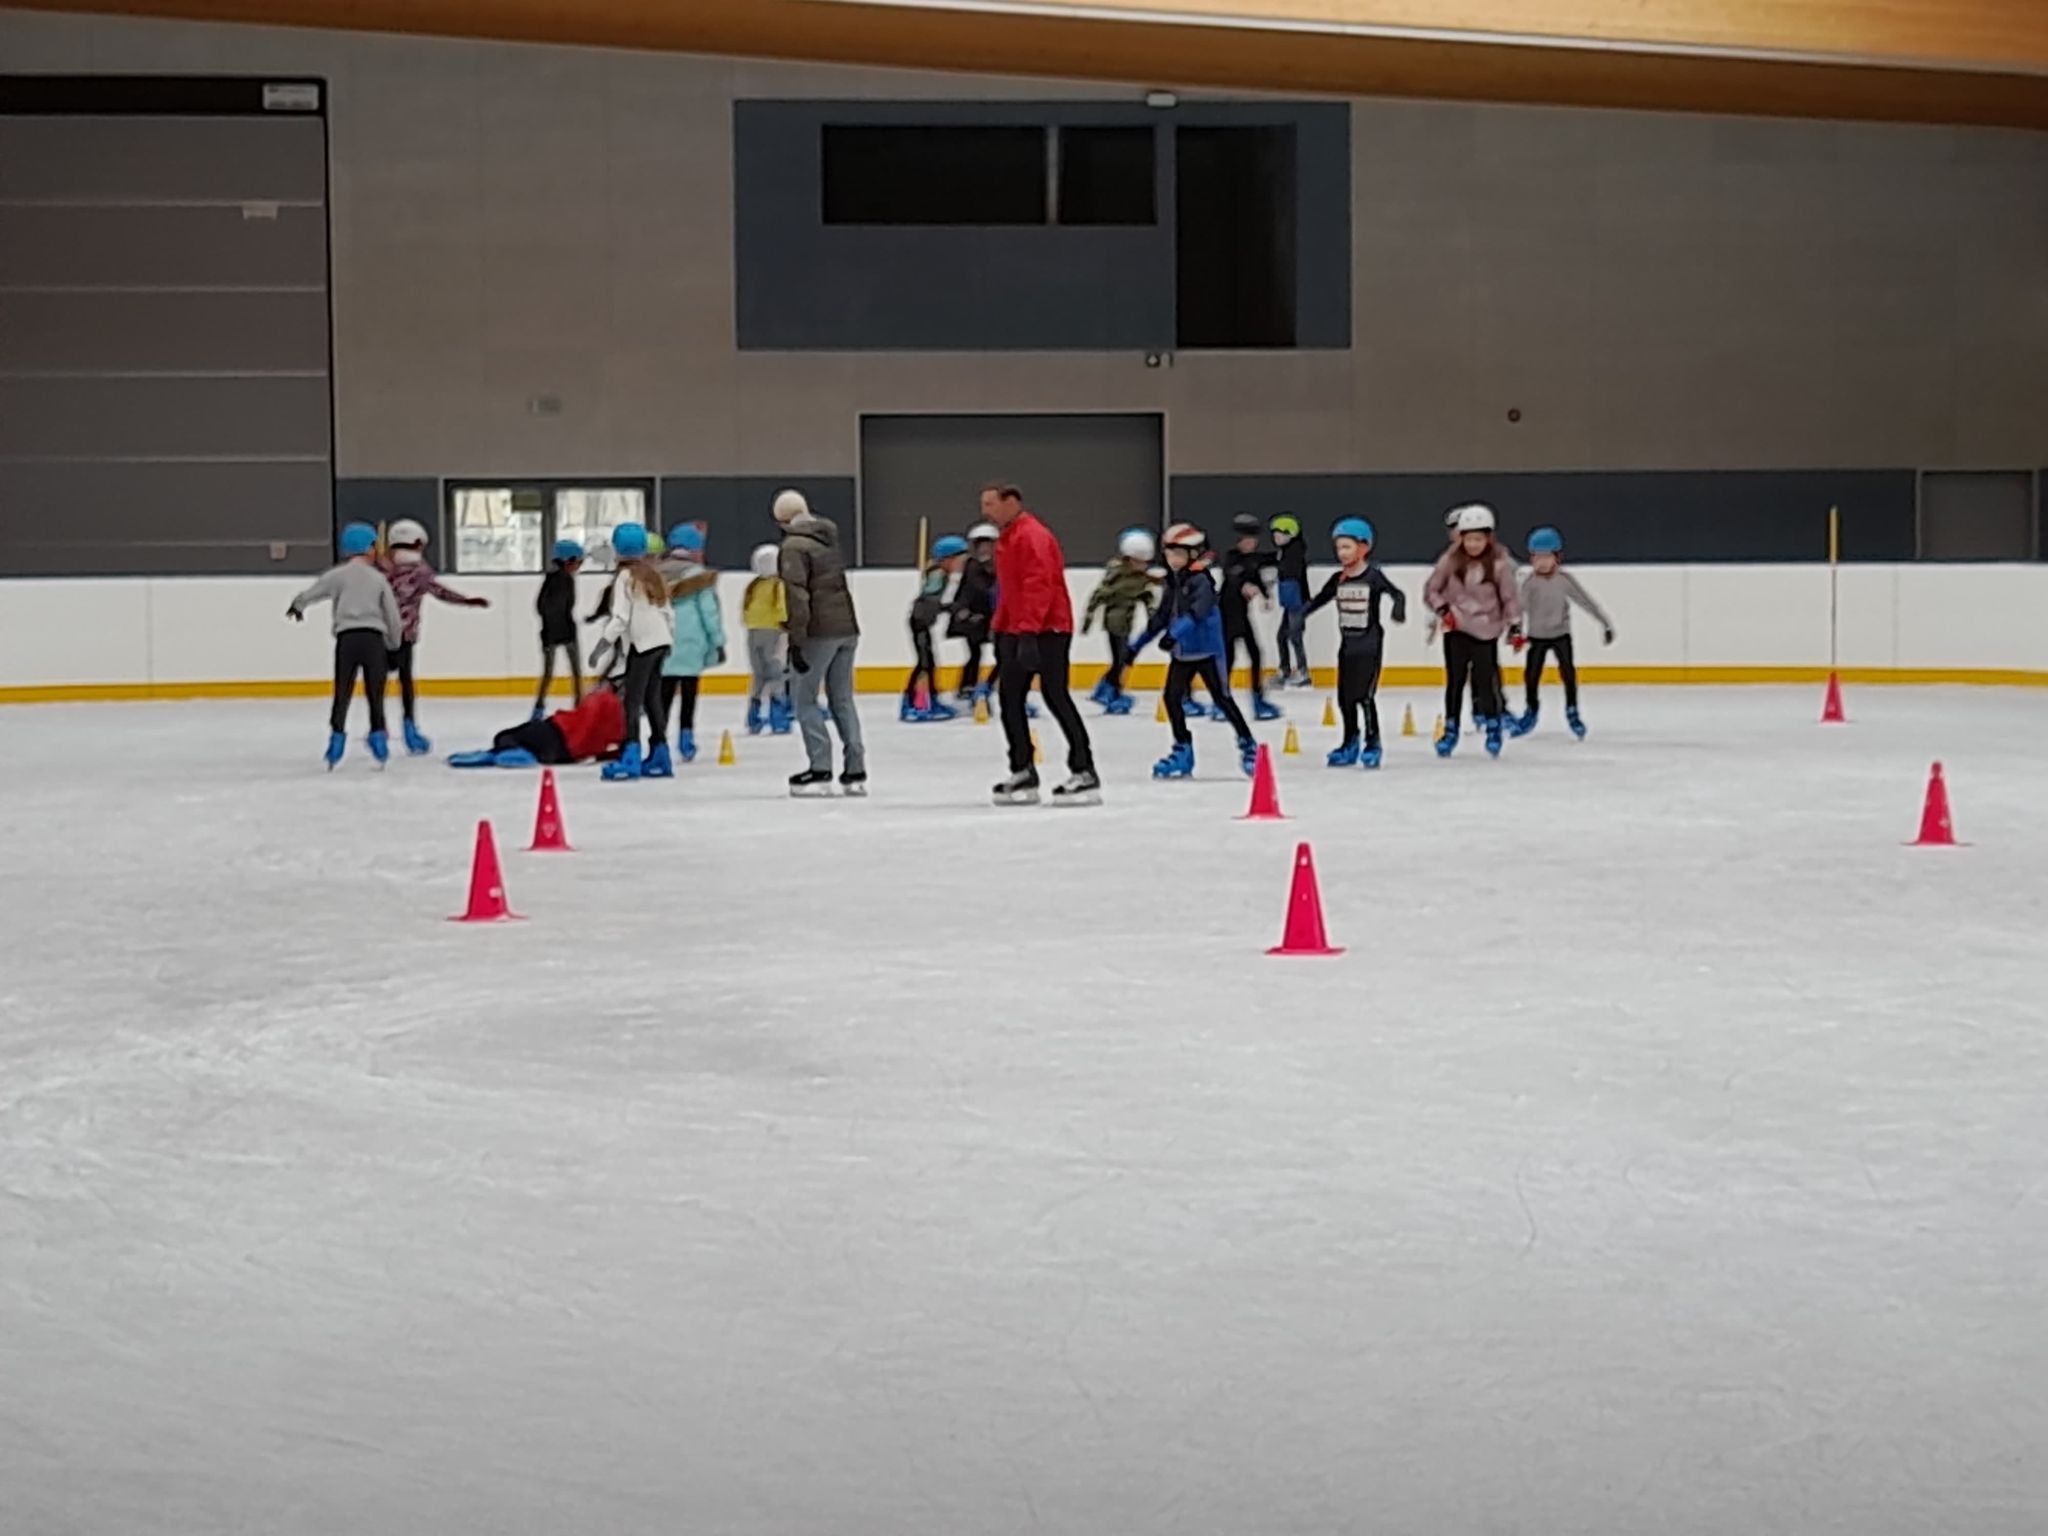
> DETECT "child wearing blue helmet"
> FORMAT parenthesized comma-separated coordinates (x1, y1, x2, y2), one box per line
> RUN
(589, 522, 676, 781)
(904, 535, 970, 721)
(1514, 526, 1613, 738)
(1302, 517, 1406, 768)
(533, 538, 585, 716)
(287, 521, 404, 770)
(657, 524, 725, 764)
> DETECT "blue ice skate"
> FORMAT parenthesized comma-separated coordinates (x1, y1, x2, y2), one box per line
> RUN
(1508, 706, 1538, 738)
(923, 699, 959, 722)
(899, 696, 927, 723)
(746, 698, 765, 736)
(1102, 693, 1134, 716)
(768, 696, 793, 735)
(602, 743, 644, 781)
(403, 720, 432, 756)
(1182, 697, 1209, 718)
(1238, 737, 1259, 777)
(1483, 715, 1505, 758)
(643, 742, 675, 778)
(367, 730, 390, 766)
(1326, 740, 1360, 768)
(324, 730, 346, 771)
(1435, 721, 1461, 759)
(1567, 706, 1587, 740)
(1089, 678, 1116, 706)
(493, 747, 538, 768)
(1152, 741, 1195, 780)
(529, 707, 546, 722)
(1360, 744, 1383, 770)
(677, 729, 697, 763)
(448, 749, 497, 768)
(1252, 695, 1284, 723)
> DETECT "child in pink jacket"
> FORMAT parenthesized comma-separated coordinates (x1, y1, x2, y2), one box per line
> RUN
(1424, 503, 1521, 759)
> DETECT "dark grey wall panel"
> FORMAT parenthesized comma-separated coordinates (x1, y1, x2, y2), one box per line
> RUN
(0, 204, 327, 287)
(735, 99, 1347, 353)
(335, 476, 438, 547)
(0, 290, 329, 372)
(659, 475, 855, 562)
(1172, 470, 1918, 563)
(0, 114, 326, 201)
(0, 460, 331, 574)
(861, 413, 1163, 567)
(1917, 470, 2036, 560)
(0, 376, 330, 458)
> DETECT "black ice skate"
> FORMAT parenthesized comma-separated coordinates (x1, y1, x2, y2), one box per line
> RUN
(1050, 770, 1101, 807)
(789, 768, 835, 798)
(992, 768, 1040, 806)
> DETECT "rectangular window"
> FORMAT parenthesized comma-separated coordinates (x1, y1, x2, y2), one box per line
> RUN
(445, 482, 651, 573)
(821, 125, 1048, 225)
(1057, 126, 1156, 226)
(1175, 125, 1298, 349)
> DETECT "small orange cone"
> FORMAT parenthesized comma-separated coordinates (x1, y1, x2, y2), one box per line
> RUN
(452, 820, 523, 923)
(1267, 842, 1343, 956)
(1238, 743, 1287, 821)
(717, 729, 736, 765)
(1908, 761, 1963, 847)
(1281, 723, 1301, 756)
(1820, 671, 1847, 724)
(1401, 704, 1418, 738)
(1321, 697, 1337, 728)
(527, 769, 572, 853)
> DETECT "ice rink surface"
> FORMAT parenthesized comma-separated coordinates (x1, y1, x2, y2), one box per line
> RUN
(3, 685, 2046, 1536)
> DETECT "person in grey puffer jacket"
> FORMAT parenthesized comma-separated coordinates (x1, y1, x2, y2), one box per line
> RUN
(1513, 525, 1614, 738)
(287, 520, 405, 769)
(774, 490, 866, 795)
(1422, 503, 1522, 756)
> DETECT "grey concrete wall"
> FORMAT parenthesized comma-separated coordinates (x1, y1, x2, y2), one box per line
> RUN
(2, 6, 2043, 494)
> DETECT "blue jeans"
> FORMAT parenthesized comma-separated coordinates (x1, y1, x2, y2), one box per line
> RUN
(795, 634, 864, 775)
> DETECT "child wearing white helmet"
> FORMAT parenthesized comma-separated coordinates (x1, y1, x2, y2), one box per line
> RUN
(1422, 503, 1522, 758)
(1082, 527, 1160, 713)
(1513, 526, 1614, 739)
(904, 535, 971, 722)
(379, 517, 489, 756)
(1128, 524, 1260, 779)
(741, 541, 792, 735)
(949, 522, 1000, 702)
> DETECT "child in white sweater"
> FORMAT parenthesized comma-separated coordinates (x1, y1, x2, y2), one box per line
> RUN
(590, 524, 676, 781)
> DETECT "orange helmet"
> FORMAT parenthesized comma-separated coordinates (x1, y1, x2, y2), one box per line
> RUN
(1162, 523, 1207, 550)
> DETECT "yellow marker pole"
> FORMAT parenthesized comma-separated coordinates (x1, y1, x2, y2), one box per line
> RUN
(1827, 505, 1840, 672)
(915, 516, 928, 573)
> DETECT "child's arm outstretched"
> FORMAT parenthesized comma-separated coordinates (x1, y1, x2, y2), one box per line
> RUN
(1562, 573, 1616, 642)
(422, 568, 489, 610)
(286, 569, 339, 620)
(1300, 570, 1342, 619)
(1372, 567, 1408, 624)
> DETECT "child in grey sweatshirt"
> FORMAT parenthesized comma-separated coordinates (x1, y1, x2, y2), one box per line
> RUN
(288, 521, 405, 769)
(1513, 525, 1613, 739)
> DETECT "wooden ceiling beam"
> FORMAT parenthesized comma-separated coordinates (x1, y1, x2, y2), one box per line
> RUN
(7, 0, 2045, 130)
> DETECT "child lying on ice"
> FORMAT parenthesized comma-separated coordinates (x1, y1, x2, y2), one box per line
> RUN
(448, 679, 626, 768)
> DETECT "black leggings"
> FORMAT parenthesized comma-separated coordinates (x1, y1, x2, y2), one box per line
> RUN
(1524, 635, 1578, 711)
(1165, 655, 1252, 744)
(491, 718, 572, 764)
(1336, 636, 1385, 747)
(658, 674, 701, 738)
(957, 630, 990, 696)
(534, 642, 583, 712)
(1102, 632, 1135, 695)
(384, 639, 417, 722)
(997, 632, 1093, 776)
(1444, 631, 1506, 723)
(331, 630, 390, 735)
(621, 647, 669, 752)
(906, 625, 939, 702)
(1227, 624, 1265, 699)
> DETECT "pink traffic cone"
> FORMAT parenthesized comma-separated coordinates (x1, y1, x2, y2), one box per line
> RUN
(1267, 842, 1343, 956)
(451, 820, 523, 923)
(1238, 743, 1287, 821)
(528, 769, 572, 852)
(1820, 671, 1847, 724)
(1908, 762, 1964, 847)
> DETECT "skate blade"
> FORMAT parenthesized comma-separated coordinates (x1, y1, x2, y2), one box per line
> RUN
(1051, 791, 1101, 808)
(790, 784, 835, 798)
(993, 790, 1041, 806)
(840, 784, 868, 798)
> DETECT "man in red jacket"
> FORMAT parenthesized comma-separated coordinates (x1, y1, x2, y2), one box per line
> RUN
(986, 483, 1098, 805)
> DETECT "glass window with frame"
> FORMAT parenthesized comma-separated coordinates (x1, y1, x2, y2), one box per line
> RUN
(554, 486, 649, 567)
(451, 486, 545, 574)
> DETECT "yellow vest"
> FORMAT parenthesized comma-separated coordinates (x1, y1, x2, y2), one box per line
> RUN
(742, 576, 787, 631)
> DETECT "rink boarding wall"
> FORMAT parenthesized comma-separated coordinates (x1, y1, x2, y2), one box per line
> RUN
(2, 564, 2046, 703)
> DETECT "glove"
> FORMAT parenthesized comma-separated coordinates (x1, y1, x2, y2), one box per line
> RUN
(286, 605, 303, 622)
(1603, 627, 1616, 646)
(1080, 616, 1094, 635)
(789, 644, 810, 674)
(710, 647, 727, 669)
(1012, 634, 1041, 671)
(588, 641, 613, 672)
(467, 596, 490, 609)
(1127, 631, 1150, 657)
(1436, 607, 1458, 634)
(1508, 626, 1526, 653)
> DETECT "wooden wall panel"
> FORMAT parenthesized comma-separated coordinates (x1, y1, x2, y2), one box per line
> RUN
(8, 0, 2046, 129)
(907, 0, 2048, 74)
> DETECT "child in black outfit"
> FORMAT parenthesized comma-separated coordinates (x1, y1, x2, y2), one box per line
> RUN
(1303, 517, 1406, 769)
(534, 538, 584, 717)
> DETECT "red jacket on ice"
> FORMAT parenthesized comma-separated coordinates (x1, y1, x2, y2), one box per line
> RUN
(992, 511, 1074, 635)
(553, 687, 626, 762)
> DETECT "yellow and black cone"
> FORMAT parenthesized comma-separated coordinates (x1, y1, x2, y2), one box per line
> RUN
(1401, 704, 1417, 738)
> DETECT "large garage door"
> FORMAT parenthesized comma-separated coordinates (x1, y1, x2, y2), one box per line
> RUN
(0, 76, 333, 575)
(859, 412, 1164, 567)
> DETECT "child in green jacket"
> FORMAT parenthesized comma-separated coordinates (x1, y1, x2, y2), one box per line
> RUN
(1082, 528, 1159, 715)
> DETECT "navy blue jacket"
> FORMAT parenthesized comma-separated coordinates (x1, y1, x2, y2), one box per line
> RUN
(1136, 563, 1227, 661)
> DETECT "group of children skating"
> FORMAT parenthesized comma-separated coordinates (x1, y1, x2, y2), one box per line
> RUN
(291, 498, 1615, 782)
